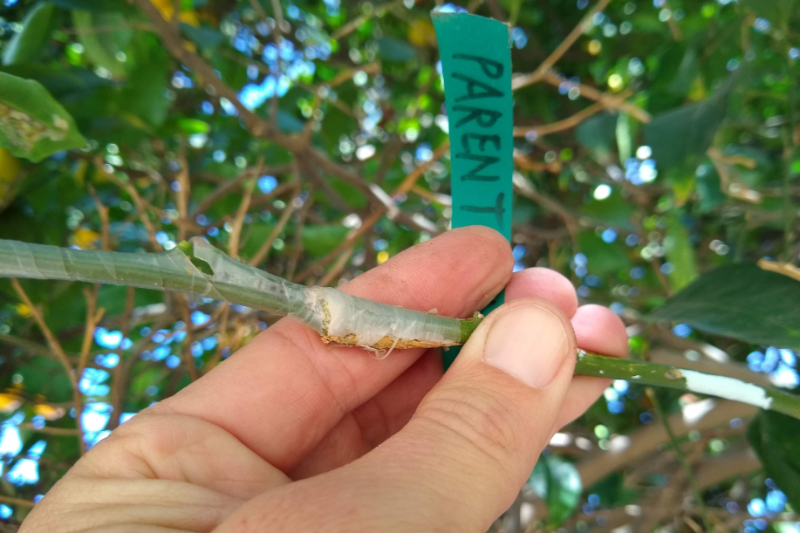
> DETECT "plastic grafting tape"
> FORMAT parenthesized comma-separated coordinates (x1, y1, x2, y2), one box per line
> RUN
(432, 12, 513, 369)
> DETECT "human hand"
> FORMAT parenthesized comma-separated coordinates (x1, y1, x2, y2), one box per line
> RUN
(20, 227, 627, 533)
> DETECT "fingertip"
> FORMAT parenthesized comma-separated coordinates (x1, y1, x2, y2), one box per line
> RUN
(448, 226, 514, 270)
(571, 304, 628, 357)
(505, 267, 578, 318)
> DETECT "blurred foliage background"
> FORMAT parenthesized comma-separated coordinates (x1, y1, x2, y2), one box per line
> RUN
(0, 0, 799, 531)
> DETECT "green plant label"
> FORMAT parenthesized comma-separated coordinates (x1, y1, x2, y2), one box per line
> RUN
(433, 12, 513, 367)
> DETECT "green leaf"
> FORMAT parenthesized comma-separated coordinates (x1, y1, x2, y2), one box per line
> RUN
(696, 163, 724, 213)
(72, 9, 133, 78)
(376, 37, 418, 62)
(180, 23, 226, 51)
(528, 454, 582, 527)
(663, 214, 698, 291)
(666, 48, 699, 97)
(277, 110, 305, 133)
(0, 72, 86, 162)
(747, 410, 800, 512)
(616, 112, 632, 164)
(576, 111, 617, 151)
(45, 0, 127, 11)
(741, 0, 796, 24)
(2, 3, 58, 66)
(302, 224, 349, 256)
(644, 74, 736, 170)
(580, 191, 635, 231)
(15, 356, 74, 402)
(176, 118, 210, 134)
(578, 232, 630, 276)
(649, 263, 800, 350)
(121, 44, 171, 127)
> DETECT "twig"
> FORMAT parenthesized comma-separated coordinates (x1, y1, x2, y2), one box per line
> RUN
(78, 288, 105, 380)
(109, 173, 162, 250)
(247, 0, 267, 20)
(205, 304, 230, 373)
(513, 152, 562, 174)
(783, 39, 797, 261)
(317, 247, 354, 287)
(64, 22, 155, 34)
(330, 0, 404, 41)
(267, 0, 285, 128)
(228, 177, 257, 258)
(540, 71, 651, 123)
(512, 172, 579, 239)
(88, 185, 111, 251)
(270, 0, 284, 42)
(294, 141, 450, 283)
(0, 495, 35, 508)
(191, 166, 290, 217)
(758, 258, 800, 281)
(513, 101, 608, 138)
(134, 0, 402, 226)
(646, 388, 713, 532)
(663, 0, 683, 41)
(174, 148, 191, 242)
(707, 148, 762, 204)
(410, 186, 452, 206)
(511, 0, 613, 91)
(249, 187, 301, 266)
(286, 194, 313, 281)
(577, 399, 755, 494)
(11, 279, 85, 455)
(107, 287, 135, 431)
(178, 296, 198, 382)
(294, 210, 380, 283)
(19, 423, 81, 436)
(0, 334, 78, 360)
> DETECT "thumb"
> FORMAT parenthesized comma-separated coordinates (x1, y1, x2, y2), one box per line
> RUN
(360, 298, 577, 531)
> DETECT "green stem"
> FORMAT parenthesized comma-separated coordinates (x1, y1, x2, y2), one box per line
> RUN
(575, 352, 800, 419)
(2, 238, 800, 419)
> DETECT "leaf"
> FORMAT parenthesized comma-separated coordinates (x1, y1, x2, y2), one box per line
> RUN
(747, 410, 800, 512)
(666, 48, 699, 97)
(408, 18, 437, 47)
(741, 0, 796, 24)
(376, 37, 418, 62)
(121, 44, 171, 127)
(663, 214, 698, 291)
(575, 111, 617, 151)
(644, 74, 737, 170)
(180, 23, 225, 51)
(577, 232, 630, 276)
(302, 224, 349, 256)
(277, 110, 305, 133)
(580, 191, 635, 231)
(176, 117, 210, 134)
(649, 263, 800, 350)
(616, 112, 632, 163)
(696, 163, 724, 213)
(45, 0, 127, 11)
(2, 3, 58, 66)
(14, 356, 74, 402)
(0, 65, 118, 101)
(528, 454, 582, 526)
(0, 147, 22, 212)
(72, 9, 133, 78)
(0, 72, 86, 162)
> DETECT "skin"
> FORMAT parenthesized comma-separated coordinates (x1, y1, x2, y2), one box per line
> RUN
(20, 227, 627, 533)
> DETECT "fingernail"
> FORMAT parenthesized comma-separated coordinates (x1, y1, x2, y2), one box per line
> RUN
(483, 304, 569, 388)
